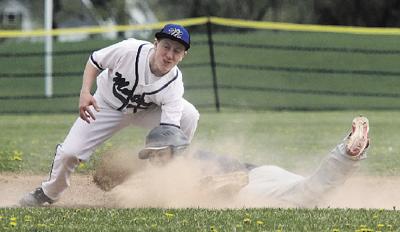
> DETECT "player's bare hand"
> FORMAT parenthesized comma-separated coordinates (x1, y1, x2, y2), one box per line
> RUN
(79, 91, 100, 124)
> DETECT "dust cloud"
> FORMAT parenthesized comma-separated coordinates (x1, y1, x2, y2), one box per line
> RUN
(110, 159, 230, 208)
(1, 145, 399, 209)
(93, 147, 400, 209)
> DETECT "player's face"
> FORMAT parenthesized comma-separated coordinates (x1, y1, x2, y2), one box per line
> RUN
(151, 39, 186, 76)
(148, 147, 174, 166)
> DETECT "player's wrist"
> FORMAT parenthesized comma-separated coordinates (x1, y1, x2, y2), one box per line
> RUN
(80, 89, 91, 95)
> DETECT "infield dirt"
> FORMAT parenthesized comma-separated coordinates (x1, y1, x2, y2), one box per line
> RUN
(1, 172, 399, 209)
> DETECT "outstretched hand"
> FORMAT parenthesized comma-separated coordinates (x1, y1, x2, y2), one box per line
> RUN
(79, 91, 100, 124)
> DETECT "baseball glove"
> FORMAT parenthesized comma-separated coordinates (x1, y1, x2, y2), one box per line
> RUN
(198, 171, 249, 197)
(93, 149, 147, 191)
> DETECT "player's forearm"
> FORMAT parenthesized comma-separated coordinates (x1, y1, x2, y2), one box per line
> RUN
(81, 61, 100, 94)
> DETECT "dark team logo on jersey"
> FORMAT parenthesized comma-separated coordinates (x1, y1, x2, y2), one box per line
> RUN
(112, 71, 153, 112)
(112, 72, 132, 104)
(127, 94, 153, 113)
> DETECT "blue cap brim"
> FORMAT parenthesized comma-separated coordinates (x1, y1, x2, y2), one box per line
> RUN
(155, 32, 190, 50)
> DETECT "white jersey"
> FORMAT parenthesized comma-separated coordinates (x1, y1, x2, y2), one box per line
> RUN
(89, 38, 185, 127)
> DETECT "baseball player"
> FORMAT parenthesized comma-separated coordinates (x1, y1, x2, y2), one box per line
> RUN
(19, 24, 200, 207)
(138, 125, 258, 173)
(134, 116, 370, 207)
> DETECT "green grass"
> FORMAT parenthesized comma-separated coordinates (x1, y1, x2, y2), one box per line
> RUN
(1, 111, 399, 231)
(1, 28, 400, 113)
(1, 28, 400, 230)
(0, 207, 398, 231)
(1, 110, 400, 175)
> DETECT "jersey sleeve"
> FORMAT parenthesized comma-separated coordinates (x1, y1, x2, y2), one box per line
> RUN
(89, 40, 130, 71)
(160, 98, 184, 127)
(159, 73, 185, 127)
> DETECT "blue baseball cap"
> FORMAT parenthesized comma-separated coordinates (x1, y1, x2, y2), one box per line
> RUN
(155, 24, 190, 50)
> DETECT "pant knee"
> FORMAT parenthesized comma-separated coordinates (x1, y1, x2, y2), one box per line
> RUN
(56, 145, 81, 166)
(186, 106, 200, 123)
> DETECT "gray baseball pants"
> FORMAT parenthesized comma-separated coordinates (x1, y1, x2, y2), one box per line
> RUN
(237, 143, 362, 207)
(41, 94, 199, 201)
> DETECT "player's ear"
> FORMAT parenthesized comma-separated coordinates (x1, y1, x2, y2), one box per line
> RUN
(180, 51, 188, 61)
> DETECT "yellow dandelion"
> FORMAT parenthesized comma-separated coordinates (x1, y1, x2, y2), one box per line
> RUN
(12, 155, 22, 161)
(24, 215, 32, 222)
(10, 217, 17, 221)
(332, 229, 340, 232)
(11, 150, 23, 160)
(359, 229, 373, 232)
(243, 218, 251, 224)
(256, 220, 264, 225)
(10, 221, 17, 227)
(377, 224, 384, 228)
(13, 150, 22, 156)
(210, 225, 218, 232)
(78, 162, 86, 169)
(164, 212, 174, 218)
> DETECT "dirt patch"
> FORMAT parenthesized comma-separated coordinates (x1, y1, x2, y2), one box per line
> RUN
(1, 172, 399, 209)
(2, 147, 399, 209)
(0, 173, 112, 208)
(322, 176, 400, 209)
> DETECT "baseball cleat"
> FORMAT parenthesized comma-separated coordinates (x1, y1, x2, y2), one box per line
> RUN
(19, 187, 54, 207)
(345, 116, 369, 158)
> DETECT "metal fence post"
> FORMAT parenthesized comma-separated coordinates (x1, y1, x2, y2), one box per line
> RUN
(44, 0, 53, 97)
(206, 17, 220, 112)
